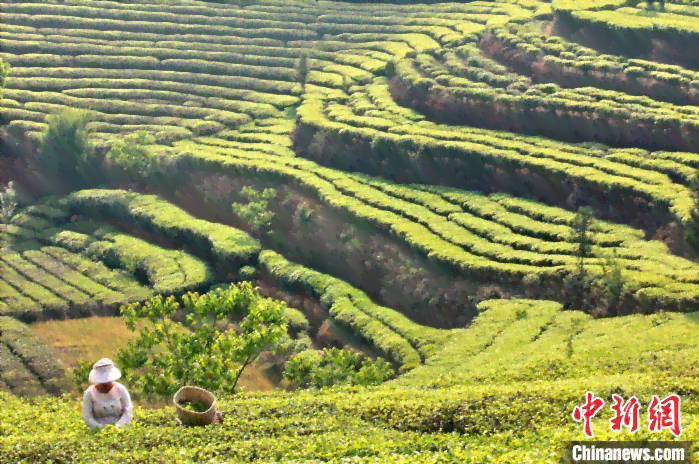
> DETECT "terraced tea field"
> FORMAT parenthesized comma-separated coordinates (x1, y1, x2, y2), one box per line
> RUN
(0, 0, 518, 146)
(0, 316, 70, 396)
(0, 204, 212, 321)
(2, 299, 699, 463)
(1, 0, 699, 462)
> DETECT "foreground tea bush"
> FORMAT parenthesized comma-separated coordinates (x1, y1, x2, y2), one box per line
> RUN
(284, 346, 395, 388)
(0, 375, 696, 463)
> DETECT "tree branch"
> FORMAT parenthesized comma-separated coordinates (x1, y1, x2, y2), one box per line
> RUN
(231, 352, 261, 393)
(231, 355, 251, 393)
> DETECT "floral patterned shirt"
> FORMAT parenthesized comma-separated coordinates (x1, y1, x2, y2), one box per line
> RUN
(82, 382, 133, 428)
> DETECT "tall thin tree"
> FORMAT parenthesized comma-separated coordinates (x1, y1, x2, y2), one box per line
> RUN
(296, 53, 309, 91)
(572, 206, 594, 274)
(567, 206, 595, 311)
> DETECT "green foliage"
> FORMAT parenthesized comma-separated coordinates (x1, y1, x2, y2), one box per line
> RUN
(283, 308, 311, 334)
(105, 130, 156, 178)
(0, 59, 8, 98)
(177, 134, 699, 312)
(55, 189, 260, 271)
(176, 398, 210, 413)
(284, 347, 394, 389)
(571, 206, 594, 267)
(567, 206, 595, 312)
(238, 265, 257, 280)
(260, 250, 436, 373)
(2, 371, 699, 463)
(294, 201, 316, 225)
(50, 223, 215, 294)
(0, 232, 153, 320)
(650, 308, 671, 326)
(283, 349, 320, 387)
(307, 129, 330, 157)
(0, 182, 18, 225)
(116, 282, 290, 398)
(36, 108, 97, 191)
(0, 316, 70, 395)
(72, 359, 92, 389)
(599, 249, 624, 314)
(396, 298, 699, 389)
(686, 172, 699, 251)
(296, 53, 309, 90)
(231, 186, 277, 235)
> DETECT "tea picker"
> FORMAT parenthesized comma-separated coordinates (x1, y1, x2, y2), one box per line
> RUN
(82, 358, 133, 429)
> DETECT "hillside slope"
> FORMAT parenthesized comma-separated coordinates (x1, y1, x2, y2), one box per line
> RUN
(1, 0, 699, 461)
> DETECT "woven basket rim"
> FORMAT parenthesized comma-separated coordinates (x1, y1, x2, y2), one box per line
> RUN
(173, 386, 216, 416)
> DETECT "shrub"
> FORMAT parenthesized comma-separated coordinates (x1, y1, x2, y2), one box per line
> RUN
(685, 172, 699, 251)
(0, 58, 9, 97)
(284, 347, 394, 389)
(105, 130, 156, 179)
(231, 186, 277, 236)
(599, 250, 624, 316)
(36, 108, 98, 192)
(239, 265, 257, 280)
(296, 53, 309, 91)
(0, 182, 18, 224)
(72, 359, 92, 390)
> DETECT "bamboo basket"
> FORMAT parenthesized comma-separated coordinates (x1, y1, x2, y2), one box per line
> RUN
(173, 386, 217, 426)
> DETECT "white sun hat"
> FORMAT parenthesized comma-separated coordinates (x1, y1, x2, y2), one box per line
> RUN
(88, 358, 122, 384)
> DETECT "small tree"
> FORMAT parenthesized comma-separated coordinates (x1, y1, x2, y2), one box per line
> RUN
(0, 181, 17, 224)
(566, 206, 595, 310)
(599, 249, 624, 316)
(37, 108, 96, 191)
(385, 60, 396, 77)
(571, 206, 595, 268)
(116, 282, 290, 398)
(686, 172, 699, 251)
(515, 305, 528, 320)
(0, 59, 9, 98)
(232, 186, 277, 237)
(307, 129, 330, 158)
(296, 53, 309, 91)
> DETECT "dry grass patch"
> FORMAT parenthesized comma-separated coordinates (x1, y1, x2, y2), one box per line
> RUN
(30, 316, 275, 393)
(30, 316, 135, 371)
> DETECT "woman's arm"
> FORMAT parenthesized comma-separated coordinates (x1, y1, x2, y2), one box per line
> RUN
(115, 385, 133, 427)
(81, 388, 101, 428)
